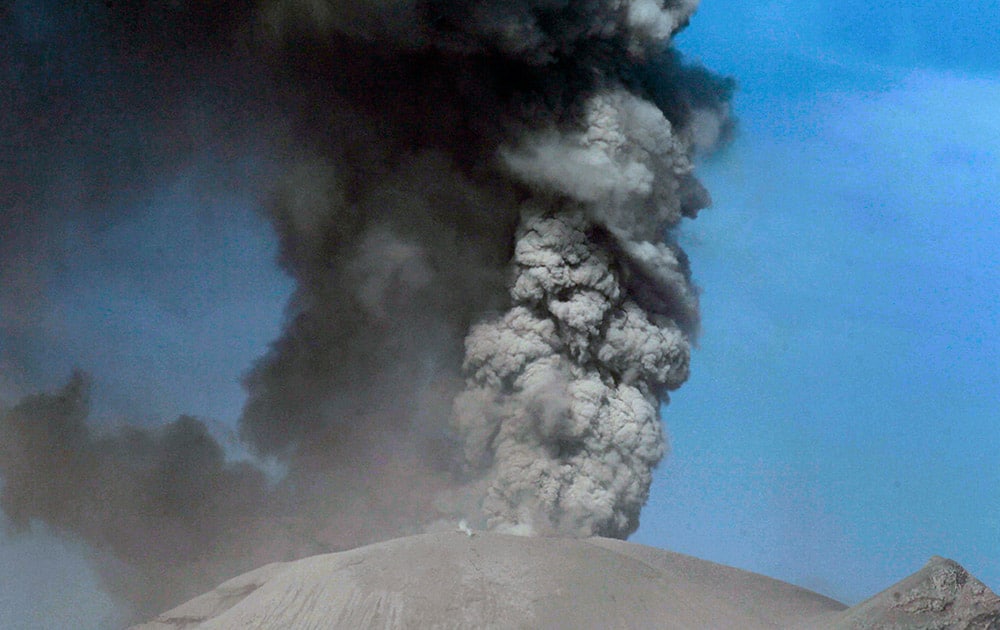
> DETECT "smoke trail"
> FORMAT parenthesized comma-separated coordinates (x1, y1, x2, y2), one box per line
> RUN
(0, 373, 273, 615)
(0, 0, 732, 620)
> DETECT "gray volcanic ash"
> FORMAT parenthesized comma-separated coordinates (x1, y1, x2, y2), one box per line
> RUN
(134, 532, 847, 630)
(0, 0, 731, 620)
(133, 533, 1000, 629)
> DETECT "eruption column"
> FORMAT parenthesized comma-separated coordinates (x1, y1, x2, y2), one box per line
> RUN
(0, 0, 732, 619)
(455, 87, 702, 537)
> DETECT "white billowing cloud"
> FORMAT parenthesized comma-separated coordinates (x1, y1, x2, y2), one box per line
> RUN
(454, 212, 690, 536)
(503, 89, 695, 238)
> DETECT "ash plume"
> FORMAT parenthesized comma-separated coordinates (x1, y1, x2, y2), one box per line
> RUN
(0, 0, 732, 620)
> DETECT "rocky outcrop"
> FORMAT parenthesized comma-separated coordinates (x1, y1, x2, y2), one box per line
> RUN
(810, 556, 1000, 630)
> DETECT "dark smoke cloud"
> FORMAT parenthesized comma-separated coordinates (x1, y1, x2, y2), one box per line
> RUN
(0, 1, 276, 395)
(0, 0, 732, 621)
(0, 373, 271, 616)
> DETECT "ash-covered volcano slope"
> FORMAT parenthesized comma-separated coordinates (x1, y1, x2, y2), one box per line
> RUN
(134, 531, 847, 630)
(134, 532, 1000, 630)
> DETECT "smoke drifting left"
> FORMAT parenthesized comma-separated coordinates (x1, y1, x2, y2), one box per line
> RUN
(0, 372, 275, 615)
(1, 0, 732, 621)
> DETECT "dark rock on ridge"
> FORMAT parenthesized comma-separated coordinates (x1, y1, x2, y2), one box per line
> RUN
(805, 556, 1000, 630)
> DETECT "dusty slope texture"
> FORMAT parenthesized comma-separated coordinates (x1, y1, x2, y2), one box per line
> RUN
(804, 556, 1000, 630)
(133, 532, 845, 630)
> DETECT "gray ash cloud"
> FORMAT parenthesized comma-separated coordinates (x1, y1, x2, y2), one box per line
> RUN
(0, 0, 732, 620)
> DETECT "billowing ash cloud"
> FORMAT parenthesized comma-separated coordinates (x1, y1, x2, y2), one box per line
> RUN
(0, 373, 272, 616)
(0, 0, 732, 620)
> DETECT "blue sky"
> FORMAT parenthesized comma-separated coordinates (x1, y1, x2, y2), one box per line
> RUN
(633, 0, 1000, 605)
(2, 0, 998, 625)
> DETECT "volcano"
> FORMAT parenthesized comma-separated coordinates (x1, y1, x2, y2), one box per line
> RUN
(132, 532, 1000, 629)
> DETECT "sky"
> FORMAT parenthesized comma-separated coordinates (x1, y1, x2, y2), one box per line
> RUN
(631, 0, 1000, 606)
(1, 0, 998, 626)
